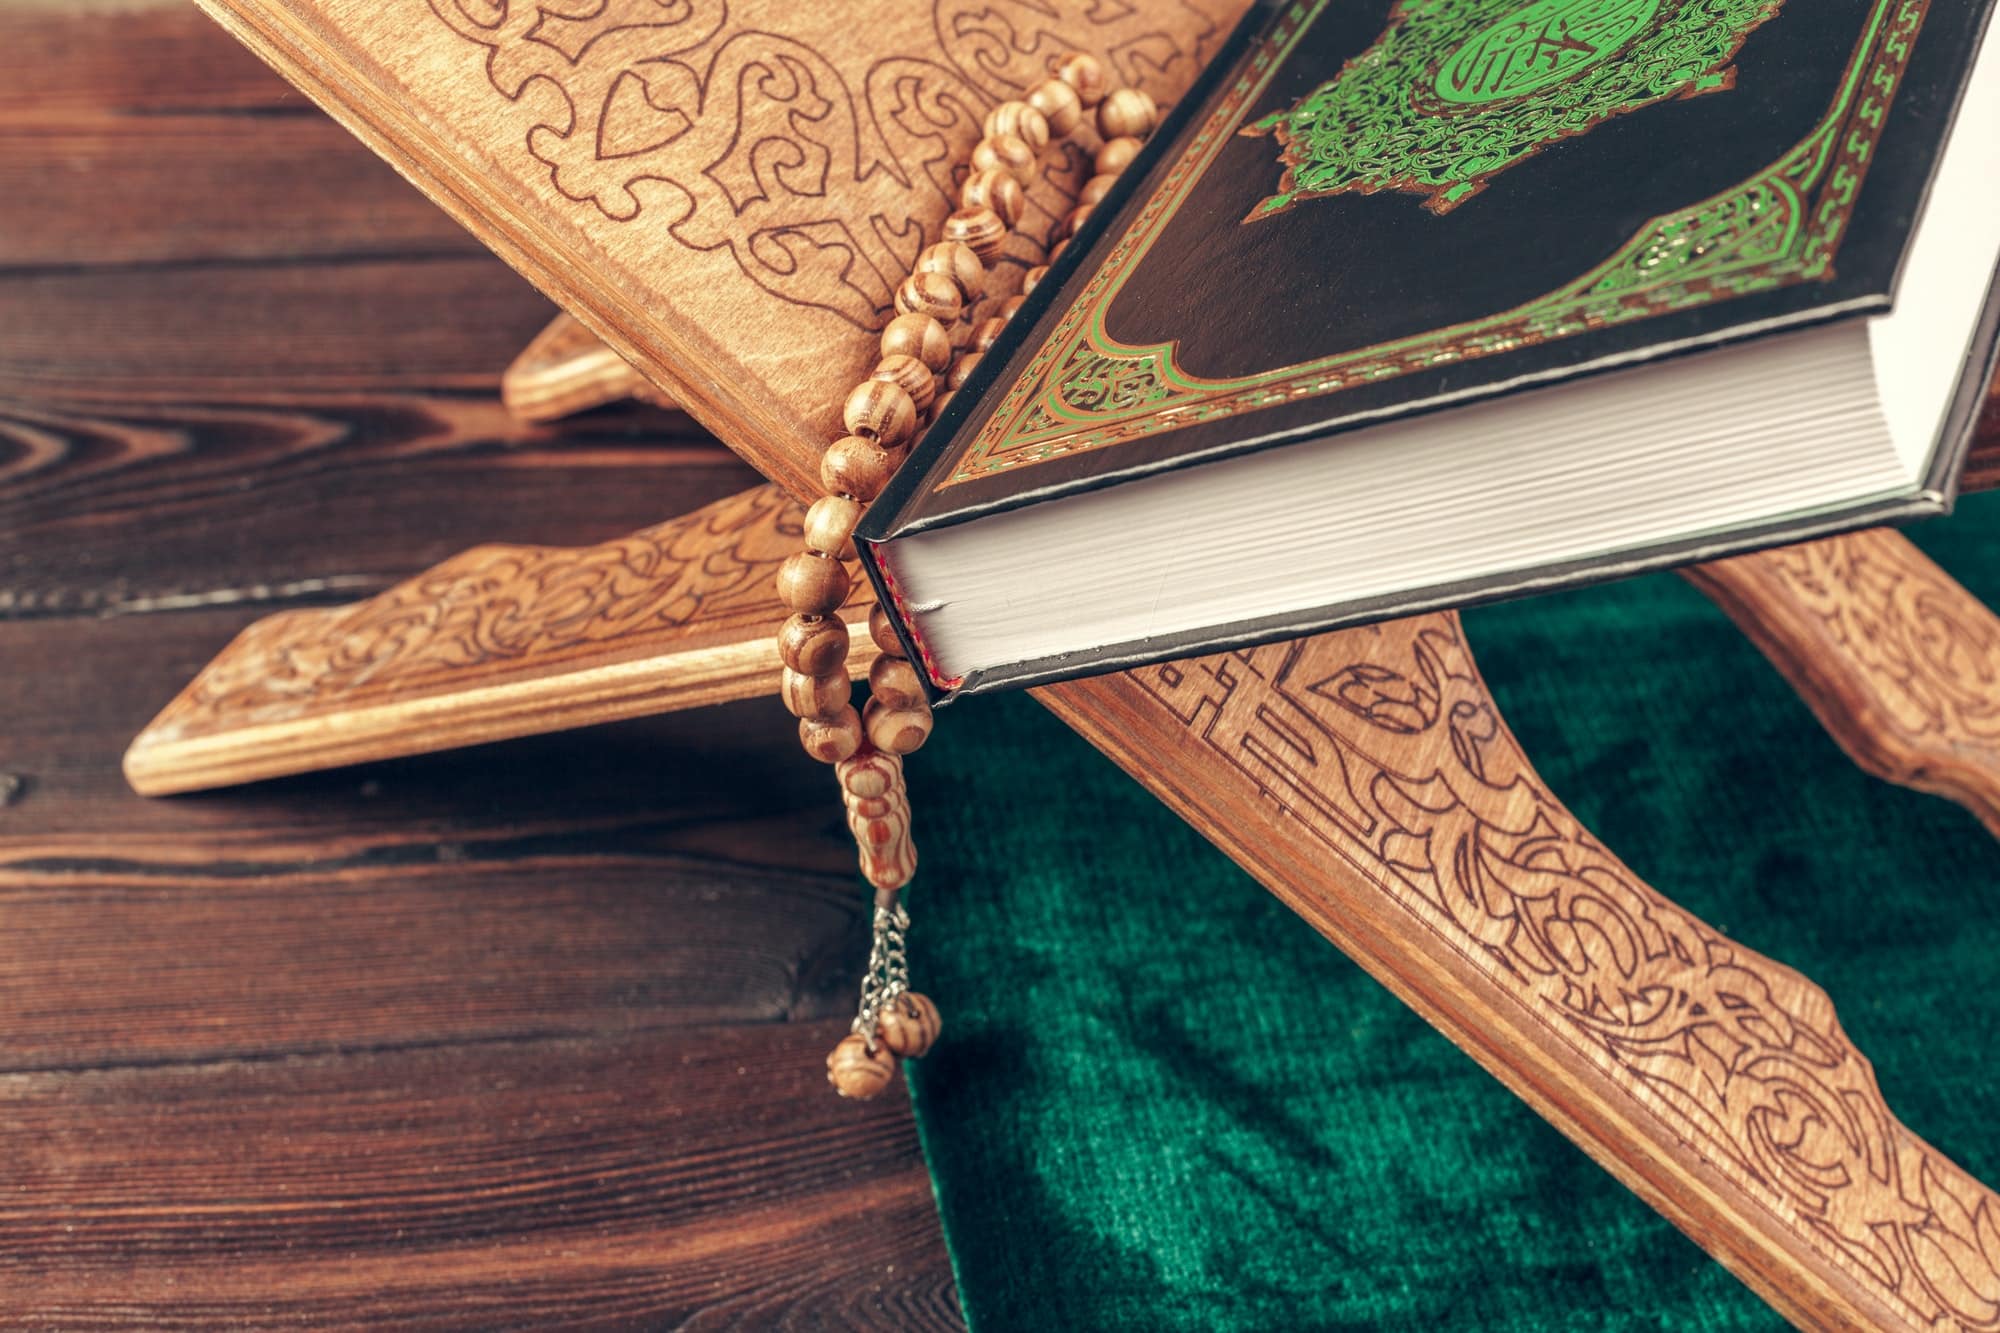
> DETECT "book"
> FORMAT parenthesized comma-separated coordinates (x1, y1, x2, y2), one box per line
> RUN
(858, 0, 2000, 697)
(188, 0, 1245, 500)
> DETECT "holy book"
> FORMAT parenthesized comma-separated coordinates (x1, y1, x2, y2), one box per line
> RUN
(858, 0, 2000, 696)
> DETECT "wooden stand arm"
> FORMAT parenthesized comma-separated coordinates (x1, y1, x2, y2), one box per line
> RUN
(123, 485, 2000, 1325)
(1041, 626, 2000, 1331)
(1685, 528, 2000, 836)
(121, 485, 874, 796)
(501, 312, 677, 423)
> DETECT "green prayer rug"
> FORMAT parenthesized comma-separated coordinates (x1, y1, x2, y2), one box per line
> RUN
(906, 491, 2000, 1331)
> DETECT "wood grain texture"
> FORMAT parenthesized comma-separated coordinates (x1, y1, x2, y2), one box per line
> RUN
(188, 0, 1247, 497)
(1687, 529, 2000, 837)
(1037, 625, 2000, 1332)
(0, 6, 962, 1323)
(123, 484, 879, 795)
(503, 311, 675, 422)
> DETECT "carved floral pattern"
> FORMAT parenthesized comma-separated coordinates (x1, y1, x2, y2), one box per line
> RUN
(424, 0, 1229, 328)
(1082, 617, 2000, 1327)
(146, 484, 809, 734)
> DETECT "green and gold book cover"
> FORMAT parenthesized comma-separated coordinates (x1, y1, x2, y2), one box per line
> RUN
(871, 0, 1992, 511)
(859, 0, 2000, 694)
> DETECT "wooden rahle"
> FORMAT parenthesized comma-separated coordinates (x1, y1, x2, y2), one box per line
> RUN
(145, 0, 2000, 1324)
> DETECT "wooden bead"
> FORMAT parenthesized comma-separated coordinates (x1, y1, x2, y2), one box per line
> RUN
(778, 612, 849, 675)
(869, 603, 908, 657)
(1097, 87, 1157, 140)
(1022, 264, 1049, 295)
(876, 991, 941, 1058)
(776, 551, 850, 615)
(880, 312, 951, 373)
(826, 1032, 897, 1100)
(842, 378, 918, 446)
(969, 315, 1009, 352)
(1079, 172, 1118, 207)
(821, 434, 897, 500)
(998, 293, 1027, 320)
(983, 100, 1049, 151)
(961, 167, 1025, 227)
(803, 494, 864, 558)
(1051, 52, 1108, 108)
(1026, 77, 1084, 138)
(1061, 203, 1096, 240)
(948, 351, 983, 391)
(894, 270, 962, 324)
(943, 207, 1007, 264)
(1095, 135, 1143, 176)
(781, 666, 849, 720)
(1048, 237, 1070, 264)
(865, 695, 933, 754)
(914, 240, 984, 302)
(871, 354, 935, 414)
(840, 756, 893, 799)
(869, 654, 926, 709)
(798, 705, 864, 764)
(971, 132, 1037, 187)
(930, 389, 955, 420)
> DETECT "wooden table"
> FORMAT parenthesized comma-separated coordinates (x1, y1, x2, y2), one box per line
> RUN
(0, 2, 960, 1323)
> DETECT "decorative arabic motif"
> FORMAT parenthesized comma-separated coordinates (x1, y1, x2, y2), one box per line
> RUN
(1243, 0, 1780, 218)
(944, 0, 1926, 486)
(144, 484, 807, 733)
(424, 0, 1229, 329)
(1086, 616, 2000, 1327)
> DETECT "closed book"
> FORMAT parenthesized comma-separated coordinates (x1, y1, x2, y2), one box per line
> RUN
(858, 0, 2000, 697)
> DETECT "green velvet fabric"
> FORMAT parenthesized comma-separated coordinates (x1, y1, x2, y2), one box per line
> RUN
(906, 491, 2000, 1331)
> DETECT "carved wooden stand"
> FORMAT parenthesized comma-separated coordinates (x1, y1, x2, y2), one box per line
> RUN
(122, 328, 2000, 1329)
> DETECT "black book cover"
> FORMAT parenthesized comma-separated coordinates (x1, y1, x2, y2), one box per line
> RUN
(860, 0, 2000, 693)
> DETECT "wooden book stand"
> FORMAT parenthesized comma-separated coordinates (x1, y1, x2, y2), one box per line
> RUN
(124, 323, 2000, 1329)
(142, 0, 2000, 1320)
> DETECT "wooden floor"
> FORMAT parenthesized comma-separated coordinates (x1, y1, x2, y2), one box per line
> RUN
(0, 3, 962, 1326)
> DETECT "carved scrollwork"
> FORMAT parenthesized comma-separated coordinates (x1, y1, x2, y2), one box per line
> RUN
(1071, 616, 2000, 1327)
(425, 0, 1231, 327)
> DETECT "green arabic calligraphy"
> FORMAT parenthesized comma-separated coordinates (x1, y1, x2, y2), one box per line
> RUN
(1244, 0, 1785, 217)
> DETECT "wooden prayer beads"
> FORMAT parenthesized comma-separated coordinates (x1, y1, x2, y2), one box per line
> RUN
(827, 1033, 897, 1099)
(876, 991, 942, 1058)
(785, 49, 1158, 1099)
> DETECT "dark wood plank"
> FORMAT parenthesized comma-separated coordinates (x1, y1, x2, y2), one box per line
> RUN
(0, 1022, 960, 1331)
(0, 395, 752, 617)
(0, 1, 297, 118)
(0, 114, 481, 269)
(0, 2, 962, 1324)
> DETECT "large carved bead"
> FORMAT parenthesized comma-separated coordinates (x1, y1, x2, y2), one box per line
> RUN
(836, 748, 916, 891)
(876, 991, 942, 1058)
(826, 1033, 897, 1100)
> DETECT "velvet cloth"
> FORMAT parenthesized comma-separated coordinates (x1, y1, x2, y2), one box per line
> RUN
(905, 492, 2000, 1331)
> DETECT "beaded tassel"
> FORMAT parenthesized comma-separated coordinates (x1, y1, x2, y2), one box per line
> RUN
(770, 51, 1156, 1100)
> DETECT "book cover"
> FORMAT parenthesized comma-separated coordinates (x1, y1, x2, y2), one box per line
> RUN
(861, 0, 2000, 691)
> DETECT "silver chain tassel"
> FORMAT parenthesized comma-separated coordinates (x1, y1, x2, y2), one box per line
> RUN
(852, 899, 911, 1050)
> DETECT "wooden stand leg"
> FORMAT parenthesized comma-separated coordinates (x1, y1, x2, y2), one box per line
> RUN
(124, 489, 2000, 1328)
(500, 312, 677, 423)
(1686, 529, 2000, 836)
(121, 485, 874, 796)
(1044, 628, 2000, 1331)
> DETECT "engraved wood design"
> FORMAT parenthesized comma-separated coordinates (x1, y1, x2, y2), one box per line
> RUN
(502, 311, 674, 422)
(1686, 528, 2000, 837)
(1038, 624, 2000, 1332)
(122, 485, 877, 796)
(188, 0, 1243, 497)
(123, 485, 2000, 1323)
